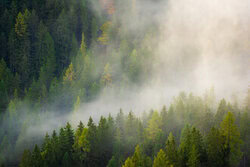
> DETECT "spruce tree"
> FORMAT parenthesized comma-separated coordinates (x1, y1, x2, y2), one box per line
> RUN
(220, 112, 242, 166)
(153, 149, 168, 167)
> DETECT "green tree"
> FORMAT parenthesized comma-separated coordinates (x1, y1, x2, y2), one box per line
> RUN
(98, 21, 111, 45)
(63, 63, 75, 84)
(215, 99, 228, 125)
(73, 96, 81, 113)
(9, 10, 30, 88)
(79, 128, 90, 153)
(37, 31, 56, 88)
(220, 112, 242, 166)
(65, 122, 74, 152)
(165, 132, 178, 166)
(239, 112, 250, 167)
(86, 117, 97, 166)
(122, 157, 135, 167)
(15, 12, 27, 37)
(179, 125, 191, 167)
(124, 145, 152, 167)
(206, 127, 225, 167)
(31, 145, 43, 167)
(80, 32, 86, 56)
(62, 152, 71, 167)
(107, 156, 119, 167)
(53, 10, 72, 74)
(153, 149, 169, 167)
(100, 63, 112, 87)
(73, 121, 84, 149)
(187, 145, 200, 167)
(80, 55, 93, 88)
(19, 149, 32, 167)
(160, 105, 168, 133)
(146, 111, 162, 141)
(128, 49, 140, 82)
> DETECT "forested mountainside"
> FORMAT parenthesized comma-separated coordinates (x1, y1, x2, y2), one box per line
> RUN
(0, 0, 249, 166)
(0, 0, 156, 165)
(19, 97, 250, 167)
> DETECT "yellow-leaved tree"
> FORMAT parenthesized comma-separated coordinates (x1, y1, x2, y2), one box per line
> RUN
(98, 21, 111, 45)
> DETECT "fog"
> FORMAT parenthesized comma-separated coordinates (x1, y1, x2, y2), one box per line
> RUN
(4, 0, 249, 161)
(67, 0, 250, 124)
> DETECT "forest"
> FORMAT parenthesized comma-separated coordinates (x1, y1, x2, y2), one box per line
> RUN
(0, 0, 249, 166)
(19, 97, 250, 167)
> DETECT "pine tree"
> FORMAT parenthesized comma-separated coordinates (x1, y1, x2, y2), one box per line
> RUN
(107, 156, 119, 167)
(123, 145, 151, 167)
(15, 12, 27, 37)
(179, 124, 192, 167)
(122, 157, 135, 167)
(131, 145, 151, 167)
(63, 63, 75, 84)
(189, 127, 206, 165)
(206, 127, 224, 167)
(220, 112, 242, 166)
(37, 31, 56, 88)
(80, 55, 92, 88)
(98, 21, 111, 45)
(128, 49, 140, 82)
(187, 145, 200, 167)
(101, 63, 112, 87)
(73, 121, 84, 158)
(239, 112, 250, 167)
(153, 149, 168, 167)
(59, 127, 67, 158)
(31, 145, 43, 167)
(41, 133, 50, 151)
(165, 132, 178, 166)
(73, 96, 81, 113)
(20, 149, 32, 167)
(75, 121, 84, 142)
(80, 32, 86, 56)
(53, 10, 71, 74)
(125, 111, 138, 154)
(62, 152, 71, 167)
(160, 105, 168, 133)
(79, 128, 90, 153)
(86, 117, 97, 165)
(215, 99, 228, 125)
(146, 111, 162, 141)
(65, 122, 74, 152)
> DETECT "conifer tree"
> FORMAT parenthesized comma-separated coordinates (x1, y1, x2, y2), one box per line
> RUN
(31, 145, 43, 167)
(19, 149, 32, 167)
(101, 63, 112, 87)
(63, 63, 75, 84)
(215, 99, 228, 125)
(220, 112, 242, 166)
(187, 145, 200, 167)
(165, 132, 178, 166)
(153, 149, 168, 167)
(146, 111, 162, 141)
(122, 157, 135, 167)
(73, 96, 81, 113)
(80, 32, 86, 56)
(206, 127, 224, 167)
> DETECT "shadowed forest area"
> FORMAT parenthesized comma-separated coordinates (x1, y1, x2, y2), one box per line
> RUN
(0, 0, 249, 166)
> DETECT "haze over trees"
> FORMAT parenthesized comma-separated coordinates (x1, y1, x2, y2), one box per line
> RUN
(19, 101, 249, 167)
(0, 0, 249, 166)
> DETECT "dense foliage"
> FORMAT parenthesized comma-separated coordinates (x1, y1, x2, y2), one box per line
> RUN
(0, 0, 249, 166)
(19, 97, 249, 167)
(0, 0, 155, 165)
